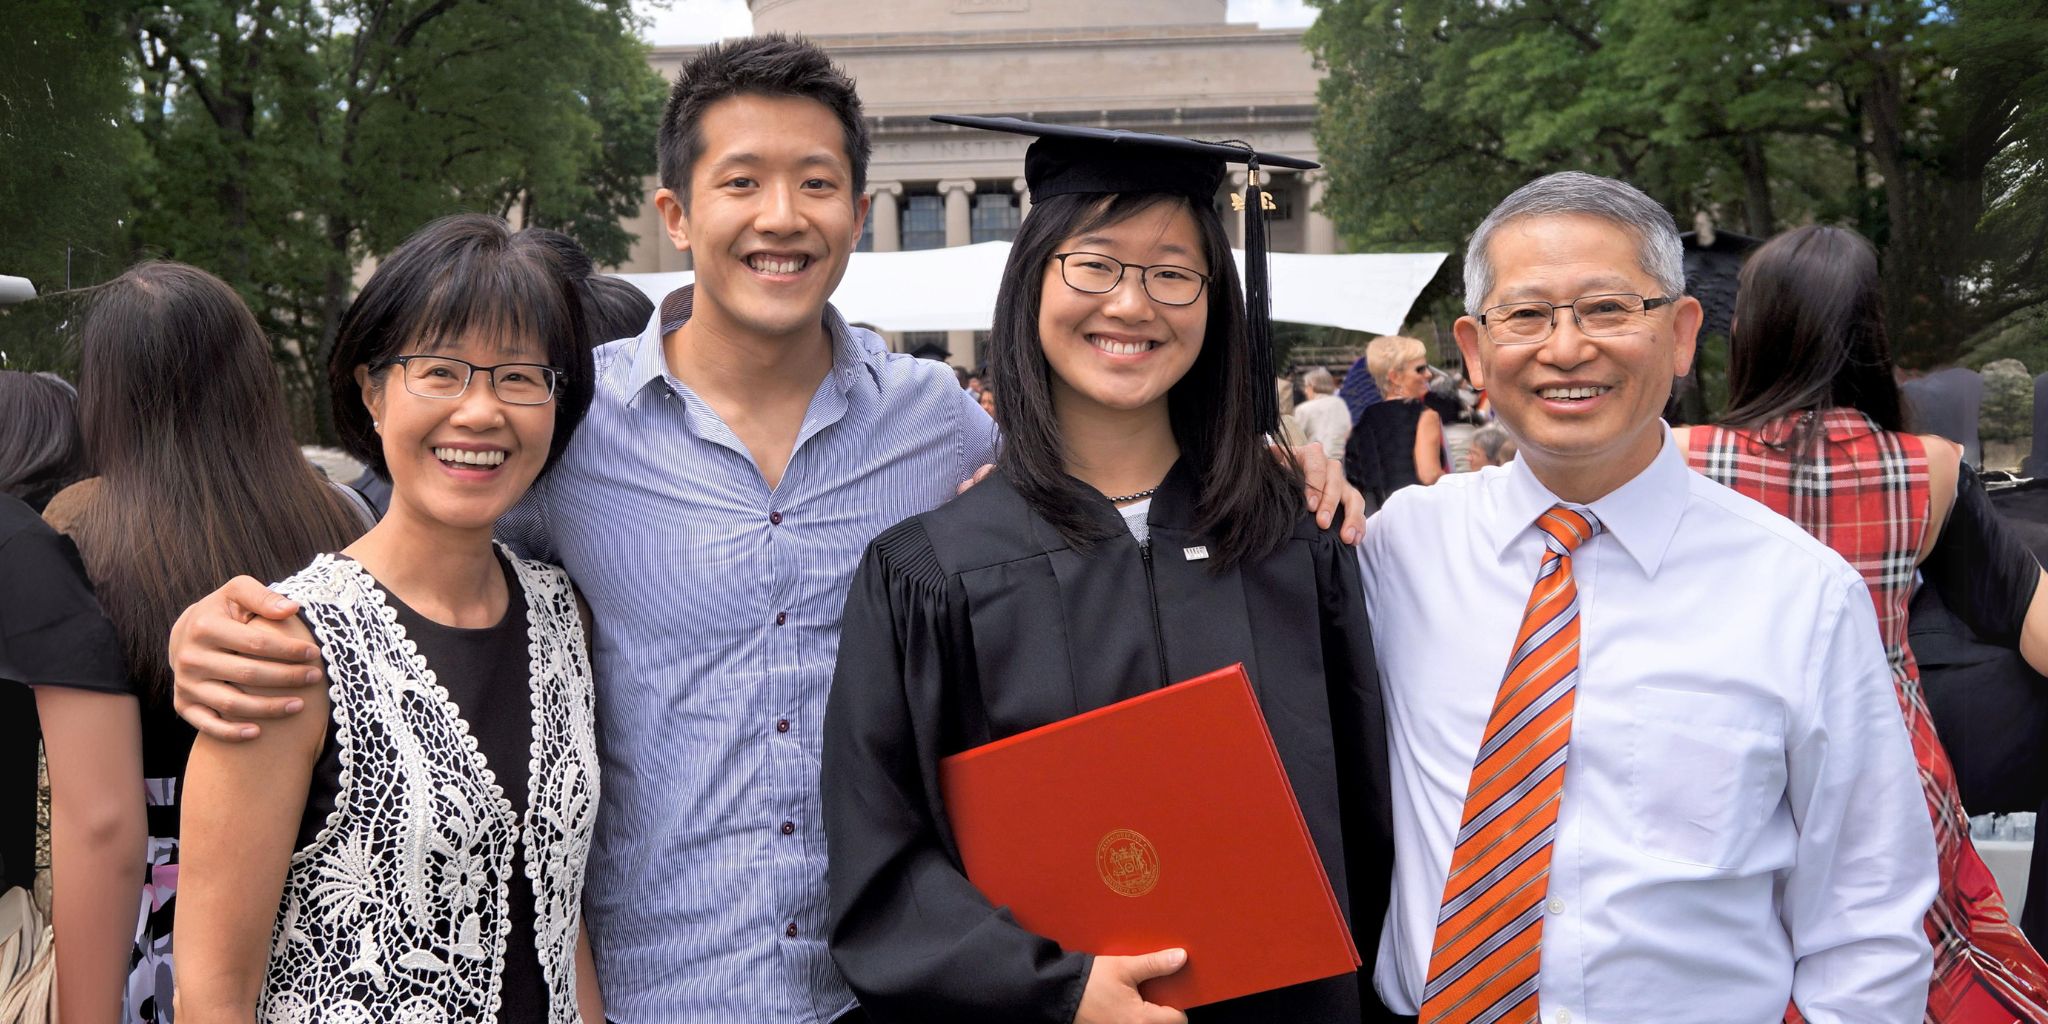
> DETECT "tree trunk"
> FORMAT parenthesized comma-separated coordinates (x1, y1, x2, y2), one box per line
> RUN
(1857, 52, 1944, 366)
(313, 216, 354, 445)
(1739, 135, 1775, 237)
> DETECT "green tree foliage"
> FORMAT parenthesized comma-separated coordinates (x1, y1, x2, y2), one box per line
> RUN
(0, 1, 140, 373)
(0, 0, 666, 436)
(1305, 0, 2048, 369)
(1979, 357, 2031, 443)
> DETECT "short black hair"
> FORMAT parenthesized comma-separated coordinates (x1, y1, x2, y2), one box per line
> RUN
(0, 370, 85, 510)
(327, 214, 596, 479)
(527, 228, 595, 280)
(657, 34, 869, 207)
(582, 275, 655, 348)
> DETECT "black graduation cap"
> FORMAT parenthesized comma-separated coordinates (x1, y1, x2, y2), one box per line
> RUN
(931, 115, 1319, 435)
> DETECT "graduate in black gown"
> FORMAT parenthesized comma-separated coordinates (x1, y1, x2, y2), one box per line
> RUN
(823, 118, 1395, 1024)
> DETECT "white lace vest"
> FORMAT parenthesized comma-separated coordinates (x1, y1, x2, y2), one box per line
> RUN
(257, 550, 599, 1023)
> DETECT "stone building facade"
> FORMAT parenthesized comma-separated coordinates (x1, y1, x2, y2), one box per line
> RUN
(617, 0, 1332, 363)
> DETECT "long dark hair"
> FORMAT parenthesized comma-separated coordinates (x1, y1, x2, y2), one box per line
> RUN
(64, 262, 364, 702)
(1719, 225, 1903, 447)
(988, 191, 1303, 569)
(0, 371, 87, 512)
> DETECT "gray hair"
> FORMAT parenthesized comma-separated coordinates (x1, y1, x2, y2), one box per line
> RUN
(1462, 171, 1686, 315)
(1302, 366, 1336, 394)
(1469, 424, 1516, 465)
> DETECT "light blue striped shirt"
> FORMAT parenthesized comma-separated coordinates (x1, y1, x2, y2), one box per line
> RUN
(503, 287, 995, 1022)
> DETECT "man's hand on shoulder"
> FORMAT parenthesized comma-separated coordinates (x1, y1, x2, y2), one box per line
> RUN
(1284, 441, 1366, 544)
(169, 575, 323, 741)
(957, 463, 995, 496)
(959, 446, 1368, 543)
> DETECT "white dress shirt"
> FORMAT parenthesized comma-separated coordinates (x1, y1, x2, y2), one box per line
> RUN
(1293, 392, 1352, 453)
(1358, 433, 1936, 1024)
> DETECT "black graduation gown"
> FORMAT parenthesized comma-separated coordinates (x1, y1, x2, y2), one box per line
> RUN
(823, 463, 1396, 1024)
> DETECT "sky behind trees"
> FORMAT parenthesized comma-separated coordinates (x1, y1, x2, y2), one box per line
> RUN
(632, 0, 1317, 45)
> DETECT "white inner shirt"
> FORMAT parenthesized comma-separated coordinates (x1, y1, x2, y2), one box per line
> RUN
(1118, 497, 1151, 544)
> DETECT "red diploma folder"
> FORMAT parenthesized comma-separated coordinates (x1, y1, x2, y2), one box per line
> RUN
(939, 663, 1361, 1010)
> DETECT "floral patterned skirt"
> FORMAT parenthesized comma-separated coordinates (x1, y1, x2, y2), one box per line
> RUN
(125, 776, 178, 1023)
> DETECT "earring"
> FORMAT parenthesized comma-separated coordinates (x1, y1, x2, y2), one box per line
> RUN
(372, 420, 380, 431)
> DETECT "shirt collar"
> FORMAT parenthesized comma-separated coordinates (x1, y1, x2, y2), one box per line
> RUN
(1490, 423, 1690, 578)
(610, 284, 887, 409)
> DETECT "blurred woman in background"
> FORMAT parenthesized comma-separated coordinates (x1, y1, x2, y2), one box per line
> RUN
(1, 368, 96, 893)
(1341, 334, 1442, 508)
(1679, 224, 2048, 1021)
(37, 262, 367, 1022)
(0, 371, 88, 513)
(0, 369, 111, 910)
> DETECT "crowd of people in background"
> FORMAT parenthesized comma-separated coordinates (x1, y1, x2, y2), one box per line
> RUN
(7, 28, 2048, 1024)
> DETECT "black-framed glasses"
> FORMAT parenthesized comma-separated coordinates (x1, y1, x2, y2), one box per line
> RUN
(1052, 252, 1210, 306)
(1478, 293, 1677, 345)
(372, 355, 563, 406)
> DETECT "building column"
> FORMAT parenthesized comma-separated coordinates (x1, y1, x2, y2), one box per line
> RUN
(1013, 176, 1032, 221)
(939, 179, 980, 365)
(940, 179, 977, 247)
(1304, 171, 1338, 254)
(869, 181, 903, 252)
(1225, 171, 1247, 250)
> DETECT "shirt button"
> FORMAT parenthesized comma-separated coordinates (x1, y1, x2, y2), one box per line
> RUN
(1555, 1010, 1571, 1024)
(775, 611, 788, 626)
(769, 510, 783, 525)
(776, 719, 790, 733)
(785, 922, 799, 938)
(1547, 897, 1565, 915)
(781, 821, 796, 835)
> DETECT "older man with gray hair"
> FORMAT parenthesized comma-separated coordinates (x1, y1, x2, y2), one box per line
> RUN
(1292, 365, 1353, 455)
(1358, 171, 1936, 1023)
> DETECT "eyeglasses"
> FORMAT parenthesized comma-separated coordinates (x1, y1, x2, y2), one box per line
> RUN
(1478, 293, 1677, 345)
(372, 355, 563, 406)
(1052, 252, 1210, 307)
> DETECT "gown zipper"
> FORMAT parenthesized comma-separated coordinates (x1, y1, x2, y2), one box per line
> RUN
(1139, 542, 1170, 688)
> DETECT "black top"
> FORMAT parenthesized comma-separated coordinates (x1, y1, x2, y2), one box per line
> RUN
(1, 492, 129, 889)
(823, 464, 1396, 1023)
(1343, 399, 1426, 505)
(8, 490, 192, 838)
(0, 492, 126, 691)
(296, 550, 546, 1022)
(1910, 474, 2048, 948)
(1920, 470, 2044, 647)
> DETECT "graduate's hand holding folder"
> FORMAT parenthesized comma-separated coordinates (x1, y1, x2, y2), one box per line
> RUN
(939, 665, 1361, 1014)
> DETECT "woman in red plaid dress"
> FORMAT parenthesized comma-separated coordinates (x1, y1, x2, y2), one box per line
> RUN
(1679, 225, 2048, 1023)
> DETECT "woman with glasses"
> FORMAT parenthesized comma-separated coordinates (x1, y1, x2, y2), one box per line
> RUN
(1676, 224, 2048, 1022)
(1341, 335, 1443, 508)
(823, 119, 1393, 1023)
(176, 214, 606, 1023)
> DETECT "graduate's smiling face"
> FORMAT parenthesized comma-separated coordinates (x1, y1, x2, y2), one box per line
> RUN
(1037, 199, 1208, 421)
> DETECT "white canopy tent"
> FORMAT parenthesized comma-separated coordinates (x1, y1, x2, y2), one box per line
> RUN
(614, 243, 1446, 337)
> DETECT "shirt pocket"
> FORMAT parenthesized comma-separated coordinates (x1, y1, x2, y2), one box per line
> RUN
(1627, 686, 1788, 870)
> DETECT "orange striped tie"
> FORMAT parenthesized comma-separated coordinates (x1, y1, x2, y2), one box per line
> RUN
(1421, 505, 1600, 1024)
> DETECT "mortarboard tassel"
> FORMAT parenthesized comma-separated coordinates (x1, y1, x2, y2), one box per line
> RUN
(1241, 157, 1280, 437)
